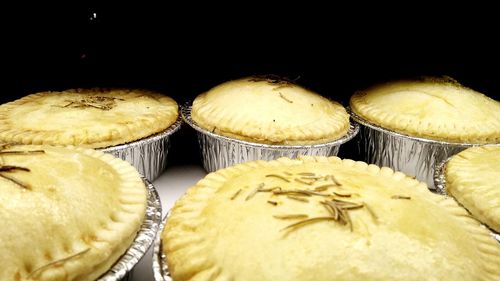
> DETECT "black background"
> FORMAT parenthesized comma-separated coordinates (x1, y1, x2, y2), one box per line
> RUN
(2, 7, 499, 165)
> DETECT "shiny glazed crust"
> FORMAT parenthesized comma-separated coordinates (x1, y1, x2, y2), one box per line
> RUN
(162, 156, 500, 281)
(0, 88, 179, 148)
(192, 77, 350, 145)
(445, 145, 500, 233)
(350, 78, 500, 143)
(0, 145, 147, 281)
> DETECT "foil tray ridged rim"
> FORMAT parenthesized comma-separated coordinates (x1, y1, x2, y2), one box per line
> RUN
(100, 116, 182, 153)
(434, 157, 500, 243)
(181, 104, 359, 150)
(350, 111, 485, 147)
(351, 109, 500, 189)
(100, 116, 182, 181)
(152, 212, 172, 281)
(98, 178, 163, 281)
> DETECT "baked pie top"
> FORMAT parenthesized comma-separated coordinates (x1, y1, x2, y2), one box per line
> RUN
(191, 77, 350, 145)
(0, 145, 147, 281)
(162, 156, 500, 281)
(350, 78, 500, 143)
(0, 88, 178, 148)
(445, 145, 500, 233)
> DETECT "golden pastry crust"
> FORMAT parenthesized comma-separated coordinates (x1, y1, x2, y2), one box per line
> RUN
(350, 78, 500, 143)
(162, 156, 500, 281)
(0, 145, 147, 281)
(445, 145, 500, 233)
(0, 88, 179, 148)
(191, 77, 349, 145)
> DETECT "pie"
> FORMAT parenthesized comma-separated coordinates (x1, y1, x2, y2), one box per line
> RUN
(0, 145, 147, 281)
(0, 88, 178, 148)
(162, 156, 500, 281)
(191, 76, 350, 145)
(350, 77, 500, 143)
(445, 145, 500, 233)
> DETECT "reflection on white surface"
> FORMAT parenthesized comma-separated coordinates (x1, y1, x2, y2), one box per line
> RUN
(131, 165, 207, 281)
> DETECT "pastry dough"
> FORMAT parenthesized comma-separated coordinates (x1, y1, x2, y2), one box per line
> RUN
(162, 156, 500, 281)
(445, 145, 500, 233)
(192, 77, 349, 145)
(0, 145, 147, 281)
(0, 88, 178, 148)
(350, 78, 500, 143)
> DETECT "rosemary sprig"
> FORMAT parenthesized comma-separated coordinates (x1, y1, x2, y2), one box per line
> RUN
(245, 183, 265, 201)
(297, 172, 316, 176)
(64, 101, 110, 110)
(286, 195, 309, 202)
(258, 186, 282, 192)
(278, 92, 293, 103)
(273, 190, 311, 197)
(302, 190, 330, 197)
(333, 191, 351, 197)
(331, 198, 359, 205)
(0, 174, 30, 189)
(391, 195, 411, 200)
(245, 187, 259, 201)
(281, 217, 335, 231)
(314, 184, 336, 191)
(61, 96, 123, 111)
(320, 199, 363, 231)
(340, 204, 364, 210)
(300, 176, 323, 181)
(0, 165, 30, 172)
(267, 200, 278, 206)
(321, 201, 339, 220)
(0, 149, 43, 190)
(294, 178, 314, 185)
(28, 248, 90, 278)
(230, 189, 242, 200)
(265, 174, 290, 182)
(249, 74, 299, 87)
(274, 189, 329, 197)
(325, 174, 342, 186)
(273, 214, 308, 220)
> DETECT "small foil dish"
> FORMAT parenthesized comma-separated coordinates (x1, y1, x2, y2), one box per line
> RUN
(152, 213, 172, 281)
(99, 178, 163, 281)
(434, 158, 500, 243)
(351, 111, 487, 189)
(100, 117, 182, 181)
(182, 105, 359, 173)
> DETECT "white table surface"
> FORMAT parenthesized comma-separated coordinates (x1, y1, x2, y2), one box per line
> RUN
(131, 165, 207, 281)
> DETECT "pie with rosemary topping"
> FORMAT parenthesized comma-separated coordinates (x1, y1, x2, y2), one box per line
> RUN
(191, 76, 350, 145)
(0, 88, 178, 148)
(444, 145, 500, 233)
(0, 145, 147, 281)
(162, 156, 500, 281)
(350, 77, 500, 143)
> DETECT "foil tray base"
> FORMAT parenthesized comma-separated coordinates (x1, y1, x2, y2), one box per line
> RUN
(434, 158, 500, 243)
(352, 112, 478, 189)
(101, 118, 182, 181)
(99, 178, 163, 281)
(182, 105, 359, 173)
